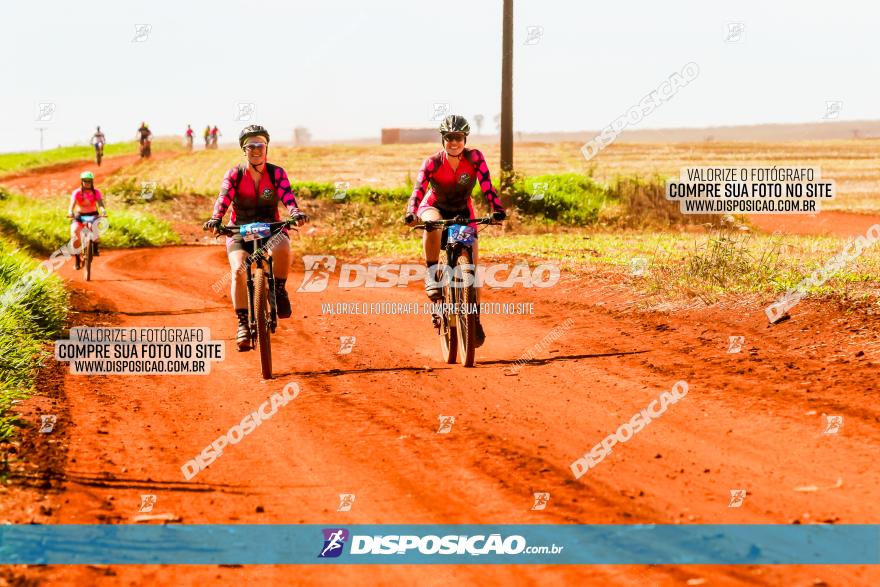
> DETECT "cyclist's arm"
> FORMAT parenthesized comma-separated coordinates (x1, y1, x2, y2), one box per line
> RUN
(67, 191, 77, 217)
(211, 168, 236, 220)
(407, 157, 434, 215)
(95, 189, 107, 215)
(273, 167, 302, 215)
(472, 150, 505, 213)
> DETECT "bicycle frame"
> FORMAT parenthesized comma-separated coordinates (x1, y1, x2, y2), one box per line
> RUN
(218, 220, 294, 340)
(413, 216, 499, 366)
(244, 238, 278, 335)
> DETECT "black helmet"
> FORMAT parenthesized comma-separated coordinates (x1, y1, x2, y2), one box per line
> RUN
(239, 125, 270, 148)
(439, 115, 470, 136)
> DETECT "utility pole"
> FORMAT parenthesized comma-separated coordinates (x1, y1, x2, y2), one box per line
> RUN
(35, 127, 48, 151)
(500, 0, 514, 201)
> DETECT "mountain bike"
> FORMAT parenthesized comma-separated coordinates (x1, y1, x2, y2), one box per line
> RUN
(94, 142, 104, 166)
(207, 219, 298, 379)
(76, 214, 101, 281)
(413, 216, 499, 367)
(140, 139, 151, 159)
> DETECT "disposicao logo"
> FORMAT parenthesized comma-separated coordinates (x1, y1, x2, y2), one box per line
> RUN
(318, 528, 349, 558)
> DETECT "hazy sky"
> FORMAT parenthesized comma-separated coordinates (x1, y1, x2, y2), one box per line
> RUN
(2, 0, 878, 152)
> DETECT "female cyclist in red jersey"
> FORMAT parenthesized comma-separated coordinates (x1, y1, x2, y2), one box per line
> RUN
(203, 125, 308, 351)
(404, 115, 506, 346)
(67, 171, 107, 270)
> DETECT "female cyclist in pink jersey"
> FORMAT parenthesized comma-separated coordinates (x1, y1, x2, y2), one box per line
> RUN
(404, 114, 506, 347)
(203, 125, 308, 351)
(67, 171, 107, 270)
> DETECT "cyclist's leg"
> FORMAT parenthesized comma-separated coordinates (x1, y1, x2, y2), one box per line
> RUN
(227, 241, 252, 348)
(70, 221, 82, 250)
(419, 208, 442, 259)
(227, 249, 250, 311)
(268, 232, 292, 318)
(419, 206, 443, 298)
(268, 232, 290, 280)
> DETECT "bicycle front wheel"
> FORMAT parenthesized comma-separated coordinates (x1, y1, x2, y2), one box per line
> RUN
(84, 237, 93, 282)
(439, 268, 457, 364)
(253, 268, 273, 379)
(455, 249, 476, 367)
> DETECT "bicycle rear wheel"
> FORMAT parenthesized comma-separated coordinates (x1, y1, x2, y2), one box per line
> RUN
(455, 249, 476, 367)
(253, 268, 273, 379)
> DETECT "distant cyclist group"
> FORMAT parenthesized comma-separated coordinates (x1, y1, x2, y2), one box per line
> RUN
(73, 114, 505, 372)
(89, 122, 220, 159)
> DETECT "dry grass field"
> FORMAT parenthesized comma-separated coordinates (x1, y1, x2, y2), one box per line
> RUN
(112, 139, 880, 212)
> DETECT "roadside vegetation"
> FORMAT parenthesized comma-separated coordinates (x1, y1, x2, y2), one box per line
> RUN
(0, 239, 68, 441)
(0, 139, 184, 177)
(0, 188, 179, 253)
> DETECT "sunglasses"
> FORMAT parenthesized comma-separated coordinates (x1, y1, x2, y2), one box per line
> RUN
(243, 143, 267, 152)
(443, 133, 465, 143)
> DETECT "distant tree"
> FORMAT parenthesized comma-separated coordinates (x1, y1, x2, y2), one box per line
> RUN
(293, 127, 311, 146)
(493, 113, 501, 132)
(474, 114, 484, 135)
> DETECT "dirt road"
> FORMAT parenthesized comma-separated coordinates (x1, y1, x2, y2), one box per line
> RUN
(749, 211, 880, 237)
(0, 152, 180, 198)
(3, 158, 880, 585)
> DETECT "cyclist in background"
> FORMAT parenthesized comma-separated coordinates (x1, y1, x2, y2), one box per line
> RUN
(203, 125, 211, 148)
(67, 171, 107, 269)
(404, 114, 506, 347)
(137, 122, 152, 145)
(90, 126, 106, 164)
(185, 124, 194, 151)
(90, 126, 105, 150)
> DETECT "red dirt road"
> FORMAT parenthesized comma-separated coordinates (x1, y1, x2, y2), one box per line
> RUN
(749, 211, 880, 237)
(2, 243, 880, 586)
(0, 152, 180, 198)
(3, 157, 880, 585)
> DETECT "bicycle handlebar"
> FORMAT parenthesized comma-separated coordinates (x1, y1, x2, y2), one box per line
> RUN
(213, 219, 296, 237)
(412, 216, 501, 231)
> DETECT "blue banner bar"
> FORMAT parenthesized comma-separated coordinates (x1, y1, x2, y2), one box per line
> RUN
(1, 525, 877, 565)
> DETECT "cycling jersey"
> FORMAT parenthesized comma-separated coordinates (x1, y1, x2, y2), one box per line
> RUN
(407, 149, 504, 216)
(211, 165, 300, 227)
(71, 188, 102, 213)
(185, 129, 194, 137)
(92, 133, 105, 145)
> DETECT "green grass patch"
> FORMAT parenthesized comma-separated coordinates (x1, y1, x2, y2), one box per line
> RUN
(0, 140, 185, 176)
(0, 188, 180, 253)
(510, 173, 610, 225)
(0, 238, 68, 441)
(0, 143, 135, 175)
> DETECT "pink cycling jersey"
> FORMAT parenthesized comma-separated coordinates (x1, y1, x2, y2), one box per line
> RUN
(407, 148, 504, 217)
(211, 164, 301, 246)
(71, 187, 102, 213)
